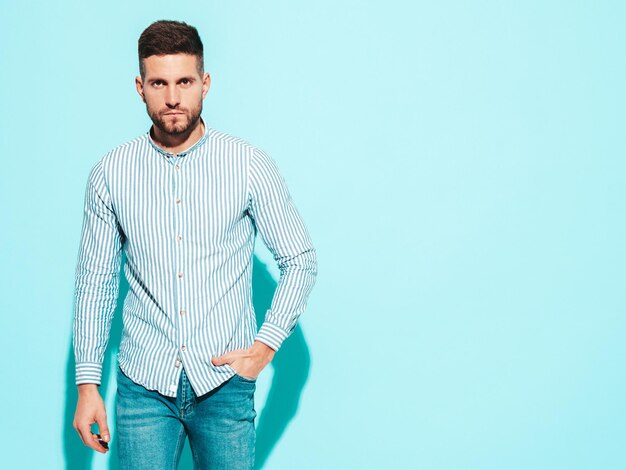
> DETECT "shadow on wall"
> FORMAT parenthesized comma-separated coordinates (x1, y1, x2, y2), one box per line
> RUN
(62, 255, 311, 469)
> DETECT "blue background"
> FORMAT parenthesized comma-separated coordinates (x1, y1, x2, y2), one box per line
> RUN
(1, 1, 625, 468)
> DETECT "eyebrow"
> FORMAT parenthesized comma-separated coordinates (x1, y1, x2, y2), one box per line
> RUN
(148, 76, 196, 83)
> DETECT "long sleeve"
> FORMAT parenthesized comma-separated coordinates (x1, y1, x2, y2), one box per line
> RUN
(248, 148, 318, 351)
(68, 127, 316, 397)
(73, 160, 125, 385)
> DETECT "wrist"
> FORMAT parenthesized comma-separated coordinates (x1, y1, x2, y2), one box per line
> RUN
(77, 383, 100, 396)
(251, 340, 275, 363)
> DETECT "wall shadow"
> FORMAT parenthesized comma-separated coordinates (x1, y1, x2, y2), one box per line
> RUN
(251, 257, 311, 469)
(63, 253, 127, 470)
(62, 255, 310, 469)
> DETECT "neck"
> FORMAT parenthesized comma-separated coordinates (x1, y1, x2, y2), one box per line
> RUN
(150, 119, 205, 154)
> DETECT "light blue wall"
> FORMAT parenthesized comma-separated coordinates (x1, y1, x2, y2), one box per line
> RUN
(1, 1, 625, 468)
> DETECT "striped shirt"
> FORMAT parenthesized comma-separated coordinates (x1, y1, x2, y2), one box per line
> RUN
(73, 123, 317, 397)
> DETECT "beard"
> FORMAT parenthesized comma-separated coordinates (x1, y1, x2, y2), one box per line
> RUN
(148, 102, 203, 136)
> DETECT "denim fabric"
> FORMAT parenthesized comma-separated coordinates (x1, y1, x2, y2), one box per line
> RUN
(116, 365, 256, 469)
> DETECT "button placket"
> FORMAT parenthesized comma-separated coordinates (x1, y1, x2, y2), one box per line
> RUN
(172, 155, 187, 368)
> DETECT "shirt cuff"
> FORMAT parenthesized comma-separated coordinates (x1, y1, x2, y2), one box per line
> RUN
(76, 362, 103, 385)
(255, 321, 290, 351)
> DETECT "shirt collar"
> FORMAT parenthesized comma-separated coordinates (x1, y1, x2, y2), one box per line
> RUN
(147, 119, 209, 158)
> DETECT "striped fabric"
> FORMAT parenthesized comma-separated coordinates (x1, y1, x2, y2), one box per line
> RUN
(73, 123, 317, 397)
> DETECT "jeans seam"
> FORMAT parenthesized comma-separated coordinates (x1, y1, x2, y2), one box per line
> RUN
(171, 425, 186, 470)
(179, 370, 186, 417)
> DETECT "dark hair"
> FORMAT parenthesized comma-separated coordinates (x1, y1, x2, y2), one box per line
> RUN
(138, 20, 204, 78)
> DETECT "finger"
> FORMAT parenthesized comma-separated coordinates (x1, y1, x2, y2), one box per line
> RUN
(77, 422, 101, 452)
(83, 432, 108, 453)
(95, 410, 111, 444)
(87, 411, 110, 453)
(73, 419, 85, 445)
(74, 421, 88, 446)
(76, 419, 108, 453)
(91, 432, 110, 453)
(211, 355, 227, 366)
(212, 350, 238, 366)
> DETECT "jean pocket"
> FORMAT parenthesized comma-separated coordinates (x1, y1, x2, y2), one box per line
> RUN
(235, 372, 257, 383)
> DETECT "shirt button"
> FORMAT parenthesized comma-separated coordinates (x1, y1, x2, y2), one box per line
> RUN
(178, 272, 183, 278)
(175, 362, 180, 368)
(175, 164, 180, 171)
(177, 235, 182, 241)
(176, 198, 181, 205)
(181, 345, 187, 352)
(179, 309, 185, 316)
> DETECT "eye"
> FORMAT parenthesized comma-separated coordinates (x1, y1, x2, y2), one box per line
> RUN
(152, 80, 165, 88)
(178, 77, 195, 88)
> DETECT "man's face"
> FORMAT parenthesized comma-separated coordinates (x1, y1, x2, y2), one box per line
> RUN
(136, 54, 210, 136)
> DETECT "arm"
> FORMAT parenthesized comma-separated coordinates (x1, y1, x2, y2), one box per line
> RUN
(212, 148, 317, 377)
(72, 159, 124, 452)
(248, 148, 318, 351)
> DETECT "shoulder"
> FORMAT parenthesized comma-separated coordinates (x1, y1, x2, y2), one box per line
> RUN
(100, 133, 150, 167)
(206, 126, 264, 157)
(86, 133, 150, 181)
(208, 127, 278, 165)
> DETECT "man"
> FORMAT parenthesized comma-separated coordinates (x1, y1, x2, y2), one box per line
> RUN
(72, 20, 317, 469)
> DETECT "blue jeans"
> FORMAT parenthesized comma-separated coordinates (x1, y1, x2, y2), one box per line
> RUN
(116, 365, 256, 469)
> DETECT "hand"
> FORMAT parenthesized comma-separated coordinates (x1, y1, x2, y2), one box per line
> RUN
(73, 384, 110, 453)
(212, 341, 275, 379)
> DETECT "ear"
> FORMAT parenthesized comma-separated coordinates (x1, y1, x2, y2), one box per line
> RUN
(202, 72, 211, 99)
(135, 76, 145, 103)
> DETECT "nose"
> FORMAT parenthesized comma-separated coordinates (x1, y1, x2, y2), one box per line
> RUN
(165, 85, 180, 108)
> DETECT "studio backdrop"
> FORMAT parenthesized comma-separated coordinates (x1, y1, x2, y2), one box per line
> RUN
(1, 1, 625, 469)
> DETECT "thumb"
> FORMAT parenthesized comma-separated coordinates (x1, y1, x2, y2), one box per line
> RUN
(212, 352, 233, 366)
(95, 410, 110, 442)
